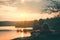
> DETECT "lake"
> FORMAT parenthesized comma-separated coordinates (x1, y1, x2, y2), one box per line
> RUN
(0, 27, 31, 40)
(0, 31, 31, 40)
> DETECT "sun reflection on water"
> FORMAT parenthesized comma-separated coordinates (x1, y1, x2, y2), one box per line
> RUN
(21, 32, 24, 37)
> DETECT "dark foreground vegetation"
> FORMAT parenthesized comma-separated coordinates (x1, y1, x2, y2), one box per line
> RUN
(12, 16, 60, 40)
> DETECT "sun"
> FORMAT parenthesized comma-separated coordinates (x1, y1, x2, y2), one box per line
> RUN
(19, 12, 28, 18)
(21, 0, 25, 3)
(20, 13, 25, 17)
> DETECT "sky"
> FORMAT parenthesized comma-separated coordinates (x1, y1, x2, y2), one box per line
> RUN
(0, 0, 60, 21)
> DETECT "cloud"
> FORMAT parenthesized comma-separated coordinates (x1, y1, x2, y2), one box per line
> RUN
(24, 0, 54, 12)
(44, 0, 60, 13)
(0, 0, 60, 13)
(0, 0, 60, 21)
(24, 0, 60, 13)
(52, 0, 60, 9)
(0, 0, 58, 10)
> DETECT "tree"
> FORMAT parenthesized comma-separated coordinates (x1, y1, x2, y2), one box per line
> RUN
(43, 24, 50, 31)
(33, 20, 40, 30)
(39, 19, 45, 27)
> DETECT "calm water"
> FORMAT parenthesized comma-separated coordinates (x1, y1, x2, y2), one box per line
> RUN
(0, 26, 32, 40)
(0, 31, 31, 40)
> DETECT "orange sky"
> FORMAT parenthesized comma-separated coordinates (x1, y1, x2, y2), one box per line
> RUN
(0, 0, 59, 21)
(0, 5, 59, 21)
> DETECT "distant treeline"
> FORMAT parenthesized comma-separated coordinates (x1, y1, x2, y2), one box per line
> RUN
(0, 16, 60, 30)
(0, 21, 34, 27)
(0, 21, 14, 26)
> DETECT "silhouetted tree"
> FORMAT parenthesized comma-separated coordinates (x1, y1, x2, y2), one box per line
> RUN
(43, 24, 50, 31)
(38, 19, 45, 30)
(39, 19, 45, 25)
(44, 16, 60, 35)
(33, 20, 40, 30)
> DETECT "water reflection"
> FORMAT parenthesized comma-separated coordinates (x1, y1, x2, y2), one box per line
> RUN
(0, 31, 31, 40)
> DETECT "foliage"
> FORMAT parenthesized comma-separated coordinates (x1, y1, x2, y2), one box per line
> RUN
(33, 16, 60, 31)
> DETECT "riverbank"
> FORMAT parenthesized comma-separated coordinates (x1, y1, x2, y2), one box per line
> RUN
(11, 31, 60, 40)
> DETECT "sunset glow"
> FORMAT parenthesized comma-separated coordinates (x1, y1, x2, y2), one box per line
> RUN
(21, 0, 25, 3)
(0, 12, 59, 21)
(0, 0, 59, 21)
(21, 32, 24, 37)
(0, 0, 60, 40)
